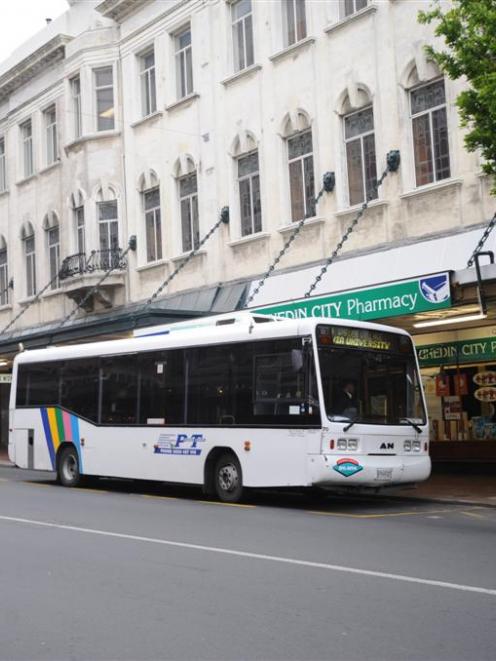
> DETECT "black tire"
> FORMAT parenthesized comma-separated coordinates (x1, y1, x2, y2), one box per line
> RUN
(214, 452, 243, 503)
(57, 446, 81, 488)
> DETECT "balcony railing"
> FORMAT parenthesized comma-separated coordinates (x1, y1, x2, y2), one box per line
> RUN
(59, 249, 127, 280)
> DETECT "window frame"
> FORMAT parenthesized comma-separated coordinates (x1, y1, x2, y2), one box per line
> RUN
(143, 187, 162, 263)
(282, 0, 307, 48)
(343, 105, 377, 206)
(46, 225, 60, 290)
(24, 232, 36, 298)
(286, 129, 315, 222)
(74, 205, 85, 255)
(94, 66, 115, 132)
(0, 247, 8, 306)
(70, 75, 82, 139)
(175, 26, 193, 99)
(342, 0, 368, 18)
(98, 199, 119, 269)
(178, 172, 199, 253)
(231, 0, 255, 73)
(43, 104, 58, 167)
(0, 136, 6, 192)
(237, 150, 262, 237)
(139, 48, 157, 117)
(410, 78, 451, 188)
(20, 119, 34, 179)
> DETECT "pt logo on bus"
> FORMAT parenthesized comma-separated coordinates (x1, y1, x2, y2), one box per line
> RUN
(333, 457, 364, 478)
(154, 433, 205, 456)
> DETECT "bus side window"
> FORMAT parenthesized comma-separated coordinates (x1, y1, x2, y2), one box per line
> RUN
(17, 362, 61, 407)
(101, 355, 138, 425)
(60, 359, 99, 422)
(138, 349, 186, 425)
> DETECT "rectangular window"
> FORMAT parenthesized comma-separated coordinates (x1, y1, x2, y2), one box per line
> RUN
(21, 120, 34, 178)
(140, 50, 157, 117)
(287, 129, 315, 222)
(94, 66, 115, 131)
(411, 79, 451, 187)
(47, 226, 60, 290)
(283, 0, 307, 47)
(179, 173, 199, 253)
(344, 0, 367, 17)
(0, 248, 8, 306)
(238, 151, 262, 236)
(175, 27, 193, 99)
(98, 200, 119, 269)
(44, 105, 57, 166)
(144, 187, 162, 262)
(24, 235, 36, 297)
(70, 75, 82, 139)
(344, 107, 377, 206)
(0, 137, 6, 192)
(101, 355, 139, 425)
(60, 359, 99, 422)
(232, 0, 254, 72)
(17, 362, 61, 408)
(138, 350, 186, 425)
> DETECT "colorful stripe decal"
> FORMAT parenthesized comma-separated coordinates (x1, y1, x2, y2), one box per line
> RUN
(40, 408, 83, 473)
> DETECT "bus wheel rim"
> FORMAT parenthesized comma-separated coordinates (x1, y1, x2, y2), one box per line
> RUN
(218, 464, 238, 492)
(63, 455, 77, 482)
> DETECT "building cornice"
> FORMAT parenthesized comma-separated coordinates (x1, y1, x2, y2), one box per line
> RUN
(0, 35, 72, 102)
(95, 0, 151, 22)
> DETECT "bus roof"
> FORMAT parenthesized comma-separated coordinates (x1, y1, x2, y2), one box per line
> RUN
(13, 312, 411, 365)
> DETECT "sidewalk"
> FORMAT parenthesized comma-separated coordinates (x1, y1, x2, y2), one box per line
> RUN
(1, 448, 495, 507)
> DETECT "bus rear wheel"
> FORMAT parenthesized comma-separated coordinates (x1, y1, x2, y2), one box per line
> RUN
(57, 446, 81, 488)
(214, 452, 243, 503)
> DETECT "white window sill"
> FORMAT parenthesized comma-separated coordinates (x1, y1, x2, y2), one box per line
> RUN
(228, 232, 270, 247)
(136, 258, 169, 273)
(165, 93, 200, 112)
(335, 199, 389, 217)
(41, 288, 64, 299)
(18, 296, 38, 306)
(16, 173, 37, 187)
(130, 110, 163, 129)
(221, 64, 262, 87)
(269, 36, 316, 64)
(0, 188, 9, 198)
(399, 177, 463, 200)
(0, 303, 12, 311)
(39, 160, 61, 176)
(278, 216, 326, 234)
(325, 5, 377, 35)
(64, 129, 121, 153)
(170, 249, 207, 264)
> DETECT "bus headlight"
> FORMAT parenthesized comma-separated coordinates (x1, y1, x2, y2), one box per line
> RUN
(347, 439, 358, 451)
(337, 439, 347, 451)
(412, 440, 421, 452)
(403, 440, 412, 452)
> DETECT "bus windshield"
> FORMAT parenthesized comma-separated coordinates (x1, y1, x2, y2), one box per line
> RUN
(316, 325, 426, 426)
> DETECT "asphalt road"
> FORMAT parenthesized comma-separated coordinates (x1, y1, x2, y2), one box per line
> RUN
(0, 465, 495, 661)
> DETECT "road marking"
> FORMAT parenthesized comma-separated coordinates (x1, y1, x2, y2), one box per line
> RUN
(461, 510, 486, 520)
(197, 500, 256, 509)
(307, 507, 460, 519)
(0, 514, 495, 597)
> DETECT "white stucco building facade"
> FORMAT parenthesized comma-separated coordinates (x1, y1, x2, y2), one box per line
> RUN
(0, 0, 495, 458)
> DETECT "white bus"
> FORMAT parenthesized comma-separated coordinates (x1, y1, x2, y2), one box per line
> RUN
(8, 312, 430, 502)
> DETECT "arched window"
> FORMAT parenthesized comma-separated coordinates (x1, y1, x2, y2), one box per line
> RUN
(339, 86, 377, 206)
(21, 221, 36, 297)
(405, 62, 450, 187)
(173, 156, 199, 253)
(138, 170, 162, 262)
(231, 131, 262, 237)
(281, 110, 315, 222)
(43, 211, 60, 290)
(70, 188, 86, 256)
(0, 235, 8, 305)
(96, 185, 119, 269)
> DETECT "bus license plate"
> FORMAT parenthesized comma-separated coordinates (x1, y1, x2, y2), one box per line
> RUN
(376, 468, 393, 481)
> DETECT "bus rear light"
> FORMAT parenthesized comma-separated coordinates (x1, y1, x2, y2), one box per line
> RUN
(330, 439, 335, 450)
(424, 442, 428, 452)
(244, 441, 251, 452)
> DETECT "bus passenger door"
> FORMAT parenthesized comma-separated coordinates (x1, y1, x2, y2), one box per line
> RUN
(11, 428, 34, 469)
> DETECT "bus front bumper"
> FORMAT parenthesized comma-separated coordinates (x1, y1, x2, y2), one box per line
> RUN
(309, 454, 431, 487)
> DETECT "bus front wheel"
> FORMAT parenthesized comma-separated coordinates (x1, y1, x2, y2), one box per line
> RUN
(57, 445, 81, 488)
(214, 452, 243, 503)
